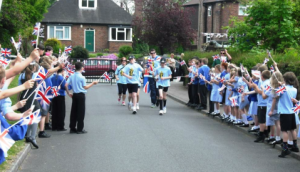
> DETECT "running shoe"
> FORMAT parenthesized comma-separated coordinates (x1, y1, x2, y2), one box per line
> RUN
(122, 101, 126, 106)
(118, 98, 121, 103)
(159, 110, 163, 116)
(151, 104, 155, 108)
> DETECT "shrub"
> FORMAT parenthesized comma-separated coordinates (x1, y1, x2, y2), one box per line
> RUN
(97, 53, 103, 57)
(133, 40, 149, 55)
(103, 48, 110, 53)
(70, 46, 89, 59)
(119, 45, 133, 58)
(89, 53, 97, 58)
(44, 38, 64, 54)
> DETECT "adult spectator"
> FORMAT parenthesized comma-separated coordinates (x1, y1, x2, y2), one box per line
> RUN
(212, 49, 232, 67)
(168, 53, 176, 81)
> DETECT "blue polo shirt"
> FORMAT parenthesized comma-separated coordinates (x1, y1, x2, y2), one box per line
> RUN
(278, 85, 297, 114)
(0, 83, 13, 116)
(155, 66, 172, 87)
(123, 63, 144, 84)
(257, 79, 270, 106)
(115, 65, 127, 84)
(51, 74, 66, 96)
(198, 65, 210, 85)
(66, 72, 87, 93)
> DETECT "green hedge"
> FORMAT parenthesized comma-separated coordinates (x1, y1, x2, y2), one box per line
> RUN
(182, 48, 300, 81)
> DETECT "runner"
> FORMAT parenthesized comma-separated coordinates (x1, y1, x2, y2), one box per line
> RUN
(115, 57, 127, 106)
(154, 58, 172, 115)
(122, 56, 144, 114)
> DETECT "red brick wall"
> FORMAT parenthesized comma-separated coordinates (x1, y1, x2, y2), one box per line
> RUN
(109, 42, 132, 53)
(43, 24, 132, 53)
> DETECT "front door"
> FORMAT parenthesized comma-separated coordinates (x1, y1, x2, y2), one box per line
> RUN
(85, 30, 94, 52)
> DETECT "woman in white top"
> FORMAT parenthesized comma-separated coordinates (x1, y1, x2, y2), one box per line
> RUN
(168, 53, 176, 81)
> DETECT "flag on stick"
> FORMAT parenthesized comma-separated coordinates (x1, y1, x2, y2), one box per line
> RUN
(20, 109, 41, 126)
(292, 101, 300, 116)
(1, 48, 11, 57)
(0, 125, 15, 156)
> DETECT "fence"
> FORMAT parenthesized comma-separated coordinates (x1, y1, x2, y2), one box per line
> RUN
(70, 58, 144, 84)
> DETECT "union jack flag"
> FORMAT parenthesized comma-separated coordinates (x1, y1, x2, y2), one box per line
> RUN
(31, 40, 37, 46)
(263, 58, 269, 65)
(240, 63, 245, 73)
(292, 101, 300, 116)
(64, 46, 72, 54)
(180, 60, 186, 66)
(20, 109, 41, 126)
(102, 72, 111, 81)
(199, 73, 206, 80)
(143, 81, 150, 93)
(36, 82, 53, 110)
(32, 23, 40, 35)
(35, 67, 49, 84)
(212, 55, 219, 61)
(210, 73, 215, 78)
(220, 56, 227, 63)
(0, 127, 15, 156)
(0, 58, 11, 69)
(276, 85, 286, 96)
(230, 96, 238, 107)
(51, 86, 60, 97)
(264, 85, 271, 92)
(251, 70, 261, 78)
(237, 86, 244, 94)
(220, 77, 225, 83)
(1, 48, 11, 57)
(270, 65, 274, 73)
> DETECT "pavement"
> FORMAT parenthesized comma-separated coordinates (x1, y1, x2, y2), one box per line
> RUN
(18, 83, 300, 172)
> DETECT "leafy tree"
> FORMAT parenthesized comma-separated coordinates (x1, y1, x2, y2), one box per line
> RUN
(226, 0, 300, 52)
(0, 0, 49, 48)
(132, 0, 196, 54)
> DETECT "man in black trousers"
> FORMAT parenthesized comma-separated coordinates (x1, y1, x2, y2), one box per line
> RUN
(65, 62, 98, 134)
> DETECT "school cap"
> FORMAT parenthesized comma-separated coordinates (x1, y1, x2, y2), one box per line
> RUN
(160, 58, 166, 63)
(128, 55, 135, 60)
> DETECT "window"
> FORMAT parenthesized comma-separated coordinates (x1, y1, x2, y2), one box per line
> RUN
(109, 27, 132, 41)
(79, 0, 97, 9)
(208, 6, 212, 17)
(48, 26, 71, 40)
(239, 5, 249, 16)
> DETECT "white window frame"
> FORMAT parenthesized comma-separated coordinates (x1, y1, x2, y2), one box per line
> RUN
(84, 29, 95, 52)
(208, 6, 212, 17)
(47, 26, 71, 40)
(109, 27, 132, 42)
(79, 0, 97, 9)
(238, 4, 249, 16)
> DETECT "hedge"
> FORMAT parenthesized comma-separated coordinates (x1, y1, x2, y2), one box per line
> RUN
(181, 48, 300, 82)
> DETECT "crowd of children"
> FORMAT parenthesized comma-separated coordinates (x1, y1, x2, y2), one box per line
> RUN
(185, 50, 300, 158)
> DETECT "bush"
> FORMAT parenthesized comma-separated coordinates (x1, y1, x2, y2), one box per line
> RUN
(133, 40, 149, 55)
(97, 53, 103, 56)
(44, 38, 64, 54)
(103, 48, 110, 53)
(89, 53, 97, 58)
(70, 46, 89, 59)
(119, 45, 133, 58)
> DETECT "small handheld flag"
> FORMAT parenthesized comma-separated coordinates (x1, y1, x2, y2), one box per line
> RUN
(31, 40, 37, 46)
(251, 70, 261, 78)
(292, 101, 300, 116)
(212, 55, 219, 61)
(0, 127, 15, 156)
(32, 23, 40, 35)
(218, 84, 226, 92)
(219, 77, 225, 83)
(276, 85, 286, 96)
(229, 96, 238, 107)
(20, 109, 41, 126)
(237, 86, 244, 94)
(264, 85, 271, 92)
(270, 65, 274, 73)
(180, 60, 186, 66)
(0, 58, 11, 69)
(1, 48, 11, 57)
(65, 46, 72, 54)
(263, 58, 269, 65)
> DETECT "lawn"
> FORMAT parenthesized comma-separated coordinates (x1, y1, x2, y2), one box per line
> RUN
(0, 75, 26, 171)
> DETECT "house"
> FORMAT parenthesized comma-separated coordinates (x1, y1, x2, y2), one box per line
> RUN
(41, 0, 133, 53)
(183, 0, 248, 50)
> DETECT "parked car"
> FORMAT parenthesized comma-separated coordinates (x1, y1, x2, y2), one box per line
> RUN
(83, 58, 117, 77)
(203, 40, 230, 51)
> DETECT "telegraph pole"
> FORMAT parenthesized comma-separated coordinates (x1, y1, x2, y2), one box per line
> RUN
(197, 0, 203, 51)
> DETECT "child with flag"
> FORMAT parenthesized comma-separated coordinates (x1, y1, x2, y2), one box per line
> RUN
(154, 58, 172, 115)
(276, 72, 299, 157)
(186, 59, 194, 107)
(65, 62, 98, 134)
(115, 57, 127, 106)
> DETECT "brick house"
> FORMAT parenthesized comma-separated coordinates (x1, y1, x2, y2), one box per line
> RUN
(42, 0, 133, 53)
(183, 0, 248, 49)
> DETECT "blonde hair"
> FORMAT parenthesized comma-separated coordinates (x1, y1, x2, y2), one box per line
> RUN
(181, 53, 184, 58)
(40, 56, 53, 70)
(270, 72, 283, 89)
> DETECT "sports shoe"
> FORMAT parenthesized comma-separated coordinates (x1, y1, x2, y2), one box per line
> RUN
(151, 104, 155, 108)
(132, 111, 137, 115)
(136, 103, 139, 110)
(290, 146, 300, 152)
(38, 131, 51, 138)
(118, 98, 121, 103)
(278, 149, 291, 158)
(159, 110, 163, 116)
(122, 101, 126, 106)
(163, 107, 167, 114)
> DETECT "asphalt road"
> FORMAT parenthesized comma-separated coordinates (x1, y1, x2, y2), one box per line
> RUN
(19, 84, 300, 172)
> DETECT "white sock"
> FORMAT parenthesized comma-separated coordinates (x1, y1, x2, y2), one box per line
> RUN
(270, 136, 275, 139)
(132, 106, 136, 111)
(216, 109, 220, 113)
(233, 116, 237, 120)
(214, 104, 217, 112)
(276, 136, 281, 141)
(224, 113, 228, 118)
(242, 114, 249, 124)
(288, 140, 293, 145)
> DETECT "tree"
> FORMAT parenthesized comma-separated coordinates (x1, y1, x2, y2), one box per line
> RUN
(226, 0, 300, 52)
(132, 0, 196, 54)
(0, 0, 49, 48)
(113, 0, 135, 14)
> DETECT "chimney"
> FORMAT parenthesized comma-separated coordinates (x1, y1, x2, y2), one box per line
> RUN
(134, 0, 143, 18)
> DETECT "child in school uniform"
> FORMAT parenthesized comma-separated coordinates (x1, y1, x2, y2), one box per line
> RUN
(219, 63, 229, 119)
(192, 60, 200, 108)
(243, 67, 259, 132)
(154, 58, 172, 115)
(251, 66, 271, 142)
(261, 71, 282, 146)
(186, 59, 194, 107)
(222, 65, 235, 121)
(206, 68, 214, 115)
(207, 64, 222, 116)
(276, 72, 299, 157)
(65, 62, 98, 134)
(227, 68, 239, 123)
